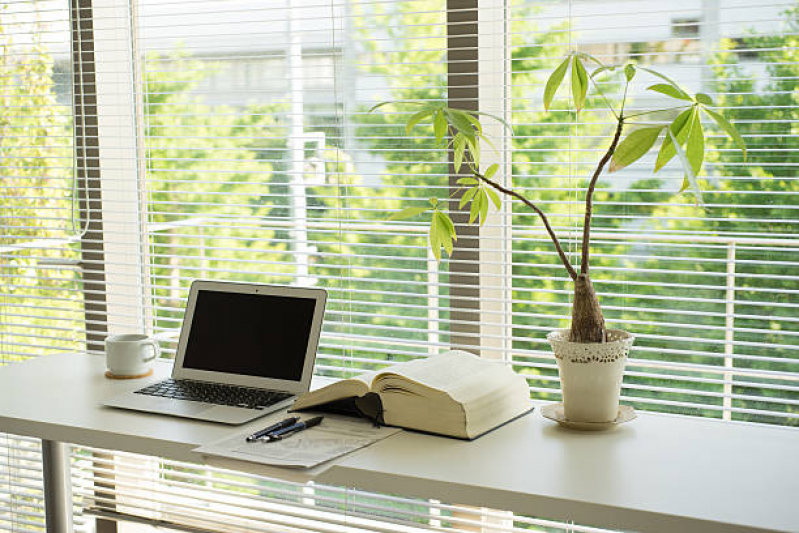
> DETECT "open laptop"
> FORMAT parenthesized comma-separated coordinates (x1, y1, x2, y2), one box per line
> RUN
(103, 280, 327, 424)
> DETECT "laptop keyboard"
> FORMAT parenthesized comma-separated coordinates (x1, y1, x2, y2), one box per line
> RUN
(135, 379, 292, 410)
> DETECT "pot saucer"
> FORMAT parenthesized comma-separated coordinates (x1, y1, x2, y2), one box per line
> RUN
(541, 402, 636, 431)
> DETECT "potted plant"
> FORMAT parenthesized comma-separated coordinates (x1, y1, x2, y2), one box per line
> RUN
(373, 53, 747, 424)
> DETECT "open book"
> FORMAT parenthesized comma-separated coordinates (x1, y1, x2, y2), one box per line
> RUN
(291, 350, 532, 440)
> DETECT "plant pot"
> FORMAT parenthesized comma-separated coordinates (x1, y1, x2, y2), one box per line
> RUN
(547, 328, 635, 424)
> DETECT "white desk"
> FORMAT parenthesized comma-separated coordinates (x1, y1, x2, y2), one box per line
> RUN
(1, 353, 798, 533)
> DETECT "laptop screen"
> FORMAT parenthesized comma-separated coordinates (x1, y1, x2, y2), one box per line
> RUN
(180, 288, 318, 381)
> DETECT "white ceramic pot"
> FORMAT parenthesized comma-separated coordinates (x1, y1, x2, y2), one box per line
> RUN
(547, 328, 635, 423)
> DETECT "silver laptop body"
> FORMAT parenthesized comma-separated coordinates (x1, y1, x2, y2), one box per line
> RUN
(103, 280, 327, 424)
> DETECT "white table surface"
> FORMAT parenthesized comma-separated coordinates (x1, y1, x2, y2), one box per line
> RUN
(1, 352, 798, 533)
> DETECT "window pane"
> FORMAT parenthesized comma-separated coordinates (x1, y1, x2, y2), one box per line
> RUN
(0, 1, 83, 360)
(137, 0, 452, 371)
(509, 0, 799, 425)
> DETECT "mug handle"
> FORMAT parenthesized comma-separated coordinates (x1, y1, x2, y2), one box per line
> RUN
(143, 339, 160, 362)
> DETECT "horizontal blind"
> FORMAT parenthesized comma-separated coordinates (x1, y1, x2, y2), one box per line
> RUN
(0, 0, 84, 362)
(0, 437, 92, 533)
(2, 0, 798, 532)
(508, 0, 799, 425)
(134, 0, 459, 373)
(0, 1, 88, 531)
(71, 445, 616, 533)
(0, 434, 44, 533)
(73, 1, 620, 531)
(71, 0, 562, 532)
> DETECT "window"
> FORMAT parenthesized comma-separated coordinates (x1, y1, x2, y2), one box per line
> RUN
(506, 0, 798, 425)
(672, 17, 701, 37)
(2, 0, 797, 531)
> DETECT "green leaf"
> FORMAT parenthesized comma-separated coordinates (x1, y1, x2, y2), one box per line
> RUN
(434, 110, 448, 143)
(647, 83, 692, 101)
(703, 107, 747, 161)
(405, 107, 437, 135)
(457, 177, 479, 186)
(369, 100, 435, 113)
(669, 128, 705, 208)
(465, 135, 480, 168)
(638, 67, 685, 92)
(429, 213, 441, 261)
(469, 110, 513, 133)
(479, 188, 489, 226)
(610, 126, 664, 172)
(571, 56, 588, 112)
(655, 108, 694, 172)
(459, 186, 478, 208)
(685, 108, 704, 178)
(387, 206, 429, 221)
(624, 63, 636, 82)
(477, 132, 497, 154)
(695, 93, 714, 106)
(591, 65, 616, 78)
(469, 190, 481, 224)
(438, 227, 453, 257)
(368, 101, 392, 113)
(544, 56, 570, 112)
(575, 51, 605, 66)
(437, 209, 455, 236)
(449, 108, 481, 136)
(484, 163, 499, 180)
(429, 197, 439, 207)
(435, 210, 456, 257)
(445, 109, 476, 142)
(486, 186, 501, 210)
(453, 134, 466, 172)
(461, 111, 483, 135)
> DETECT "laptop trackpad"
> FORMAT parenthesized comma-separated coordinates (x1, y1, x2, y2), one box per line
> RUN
(137, 396, 208, 416)
(167, 401, 209, 416)
(201, 405, 262, 424)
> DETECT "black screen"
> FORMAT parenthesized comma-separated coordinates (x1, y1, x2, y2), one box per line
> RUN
(181, 289, 317, 381)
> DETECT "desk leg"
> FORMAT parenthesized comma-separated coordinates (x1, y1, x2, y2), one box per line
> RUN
(41, 439, 73, 532)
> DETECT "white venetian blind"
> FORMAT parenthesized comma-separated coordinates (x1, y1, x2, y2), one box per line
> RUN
(0, 0, 83, 363)
(130, 0, 799, 425)
(507, 0, 799, 425)
(71, 445, 612, 533)
(0, 1, 89, 530)
(134, 0, 461, 375)
(2, 0, 798, 531)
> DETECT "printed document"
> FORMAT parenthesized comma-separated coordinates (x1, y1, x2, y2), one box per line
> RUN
(195, 414, 401, 469)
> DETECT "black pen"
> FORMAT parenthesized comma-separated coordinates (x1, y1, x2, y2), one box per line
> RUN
(245, 417, 298, 442)
(265, 416, 324, 442)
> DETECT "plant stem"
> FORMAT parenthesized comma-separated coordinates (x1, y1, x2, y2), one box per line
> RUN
(624, 104, 691, 120)
(587, 74, 619, 120)
(620, 82, 629, 116)
(579, 117, 625, 275)
(470, 169, 579, 281)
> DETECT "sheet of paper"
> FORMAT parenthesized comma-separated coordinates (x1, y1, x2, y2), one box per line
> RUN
(195, 414, 401, 469)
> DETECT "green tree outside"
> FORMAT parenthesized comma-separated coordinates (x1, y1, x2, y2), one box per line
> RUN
(0, 16, 82, 362)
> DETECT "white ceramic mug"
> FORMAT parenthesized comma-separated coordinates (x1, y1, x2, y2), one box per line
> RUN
(105, 334, 160, 376)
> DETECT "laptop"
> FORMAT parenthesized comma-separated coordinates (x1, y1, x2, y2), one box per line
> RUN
(103, 280, 327, 424)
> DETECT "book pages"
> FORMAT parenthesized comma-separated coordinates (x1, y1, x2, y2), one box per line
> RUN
(376, 350, 517, 404)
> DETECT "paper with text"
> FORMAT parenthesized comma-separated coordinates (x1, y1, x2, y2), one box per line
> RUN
(196, 415, 401, 469)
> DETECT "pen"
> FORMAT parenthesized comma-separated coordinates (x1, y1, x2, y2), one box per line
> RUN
(264, 416, 324, 442)
(245, 417, 298, 442)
